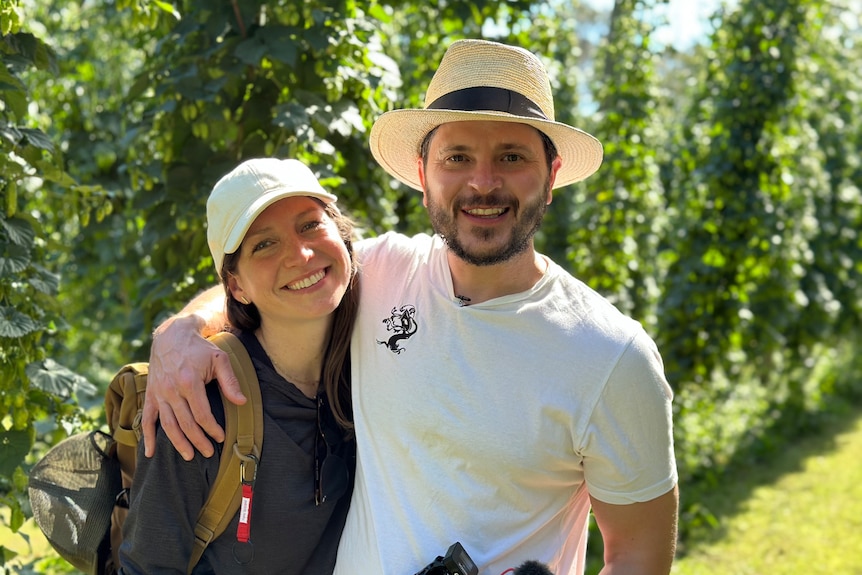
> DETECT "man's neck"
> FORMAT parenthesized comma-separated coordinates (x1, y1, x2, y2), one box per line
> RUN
(447, 248, 548, 305)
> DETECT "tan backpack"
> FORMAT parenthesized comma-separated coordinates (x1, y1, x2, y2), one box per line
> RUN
(29, 331, 263, 575)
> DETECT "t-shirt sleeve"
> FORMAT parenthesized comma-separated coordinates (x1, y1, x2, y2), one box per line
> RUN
(580, 329, 678, 505)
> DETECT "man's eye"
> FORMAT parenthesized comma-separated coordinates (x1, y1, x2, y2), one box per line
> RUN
(502, 153, 522, 162)
(447, 154, 467, 163)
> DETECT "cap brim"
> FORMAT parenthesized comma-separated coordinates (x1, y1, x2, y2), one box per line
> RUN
(369, 109, 603, 191)
(222, 189, 337, 255)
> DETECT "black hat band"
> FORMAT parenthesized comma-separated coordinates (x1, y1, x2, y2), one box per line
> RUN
(427, 87, 548, 120)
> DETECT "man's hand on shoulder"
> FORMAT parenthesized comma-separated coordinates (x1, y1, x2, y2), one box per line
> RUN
(143, 314, 246, 460)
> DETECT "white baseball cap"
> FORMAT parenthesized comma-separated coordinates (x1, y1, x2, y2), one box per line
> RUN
(206, 158, 337, 273)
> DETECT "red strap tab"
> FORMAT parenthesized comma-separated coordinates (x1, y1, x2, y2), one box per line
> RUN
(236, 483, 254, 542)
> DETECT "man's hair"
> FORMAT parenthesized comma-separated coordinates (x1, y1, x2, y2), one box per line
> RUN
(219, 200, 359, 430)
(419, 125, 559, 172)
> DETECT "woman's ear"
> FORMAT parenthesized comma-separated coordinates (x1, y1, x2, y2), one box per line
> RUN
(227, 274, 249, 305)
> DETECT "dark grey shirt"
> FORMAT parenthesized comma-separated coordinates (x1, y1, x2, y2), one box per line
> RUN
(119, 331, 354, 574)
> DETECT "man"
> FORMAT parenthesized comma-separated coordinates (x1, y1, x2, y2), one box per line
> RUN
(146, 39, 678, 574)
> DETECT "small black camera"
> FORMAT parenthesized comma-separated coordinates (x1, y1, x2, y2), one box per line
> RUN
(413, 541, 478, 575)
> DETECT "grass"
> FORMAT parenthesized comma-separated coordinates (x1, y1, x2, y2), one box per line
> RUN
(0, 513, 61, 573)
(672, 402, 862, 575)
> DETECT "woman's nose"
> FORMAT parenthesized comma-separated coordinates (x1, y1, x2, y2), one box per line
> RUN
(282, 241, 314, 266)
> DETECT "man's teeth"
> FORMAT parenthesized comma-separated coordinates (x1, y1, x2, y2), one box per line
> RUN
(287, 270, 325, 290)
(466, 208, 505, 217)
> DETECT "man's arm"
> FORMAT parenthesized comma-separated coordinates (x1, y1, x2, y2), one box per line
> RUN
(591, 485, 679, 574)
(142, 285, 246, 460)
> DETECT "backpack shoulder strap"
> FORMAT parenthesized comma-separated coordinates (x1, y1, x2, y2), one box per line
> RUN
(104, 362, 149, 480)
(103, 361, 149, 574)
(188, 331, 263, 573)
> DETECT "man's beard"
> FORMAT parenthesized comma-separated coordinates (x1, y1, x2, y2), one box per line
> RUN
(426, 184, 549, 267)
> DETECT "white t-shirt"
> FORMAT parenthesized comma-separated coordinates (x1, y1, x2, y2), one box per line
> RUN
(334, 232, 677, 575)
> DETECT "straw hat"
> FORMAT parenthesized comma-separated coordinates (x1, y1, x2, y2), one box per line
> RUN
(206, 158, 337, 273)
(369, 39, 603, 191)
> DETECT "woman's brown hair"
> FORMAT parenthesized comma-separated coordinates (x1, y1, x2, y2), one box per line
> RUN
(219, 201, 358, 431)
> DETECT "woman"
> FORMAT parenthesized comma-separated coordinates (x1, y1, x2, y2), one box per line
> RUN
(119, 158, 358, 574)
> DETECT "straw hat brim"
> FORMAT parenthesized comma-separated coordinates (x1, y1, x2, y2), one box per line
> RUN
(369, 109, 604, 191)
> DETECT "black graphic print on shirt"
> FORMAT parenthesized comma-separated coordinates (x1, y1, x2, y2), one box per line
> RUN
(376, 305, 417, 354)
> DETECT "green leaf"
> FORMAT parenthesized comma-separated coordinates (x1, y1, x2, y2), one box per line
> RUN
(19, 127, 54, 152)
(32, 37, 59, 75)
(329, 102, 364, 137)
(5, 32, 55, 72)
(303, 25, 328, 51)
(26, 358, 96, 398)
(0, 240, 31, 274)
(0, 305, 40, 337)
(234, 36, 267, 66)
(702, 247, 727, 268)
(33, 158, 77, 186)
(8, 494, 25, 530)
(0, 214, 36, 246)
(1, 1, 22, 35)
(126, 73, 151, 101)
(0, 124, 23, 145)
(151, 0, 181, 20)
(28, 264, 60, 295)
(0, 429, 31, 477)
(259, 25, 298, 66)
(2, 87, 27, 118)
(272, 101, 310, 131)
(0, 60, 24, 86)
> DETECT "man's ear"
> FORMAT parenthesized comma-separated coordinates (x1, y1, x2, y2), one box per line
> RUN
(547, 156, 563, 205)
(418, 157, 429, 207)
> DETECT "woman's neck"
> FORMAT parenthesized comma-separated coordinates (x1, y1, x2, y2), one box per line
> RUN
(255, 318, 331, 398)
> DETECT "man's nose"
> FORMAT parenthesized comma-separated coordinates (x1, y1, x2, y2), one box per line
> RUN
(468, 160, 503, 194)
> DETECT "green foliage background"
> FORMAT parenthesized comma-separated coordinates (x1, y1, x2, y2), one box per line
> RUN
(1, 0, 860, 572)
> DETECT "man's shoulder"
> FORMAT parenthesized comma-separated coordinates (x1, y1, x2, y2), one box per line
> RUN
(545, 261, 644, 339)
(356, 231, 437, 260)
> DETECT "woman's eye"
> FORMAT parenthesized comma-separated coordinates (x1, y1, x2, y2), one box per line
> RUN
(252, 239, 272, 253)
(301, 220, 324, 233)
